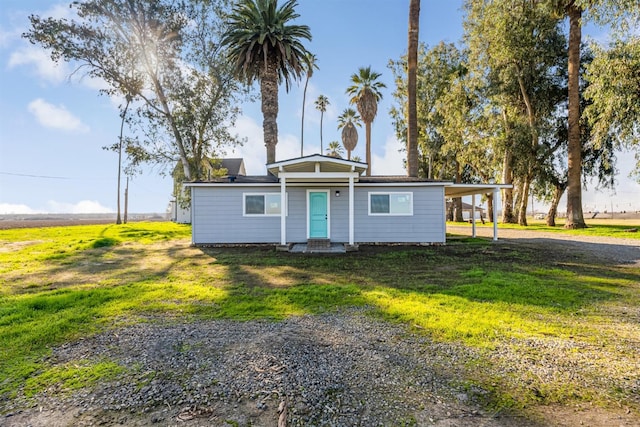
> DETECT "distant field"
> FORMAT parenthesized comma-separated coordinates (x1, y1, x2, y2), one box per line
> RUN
(0, 213, 167, 229)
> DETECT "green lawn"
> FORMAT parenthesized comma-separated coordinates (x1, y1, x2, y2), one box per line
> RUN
(1, 221, 638, 415)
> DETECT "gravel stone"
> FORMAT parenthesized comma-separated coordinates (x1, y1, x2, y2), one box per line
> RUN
(2, 308, 535, 426)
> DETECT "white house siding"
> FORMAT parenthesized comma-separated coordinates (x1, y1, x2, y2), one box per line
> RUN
(191, 184, 446, 245)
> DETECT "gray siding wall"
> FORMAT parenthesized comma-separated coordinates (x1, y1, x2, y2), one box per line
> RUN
(191, 184, 445, 244)
(354, 186, 445, 243)
(192, 186, 281, 244)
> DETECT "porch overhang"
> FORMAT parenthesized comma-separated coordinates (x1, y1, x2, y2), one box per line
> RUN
(268, 155, 366, 246)
(267, 154, 367, 183)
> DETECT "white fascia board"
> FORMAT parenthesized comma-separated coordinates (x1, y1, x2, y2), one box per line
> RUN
(184, 182, 280, 188)
(278, 171, 361, 180)
(355, 181, 452, 187)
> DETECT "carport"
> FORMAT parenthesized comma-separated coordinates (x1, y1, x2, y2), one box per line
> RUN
(445, 184, 512, 241)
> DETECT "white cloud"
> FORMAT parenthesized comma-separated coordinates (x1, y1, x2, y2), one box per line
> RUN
(371, 135, 406, 175)
(0, 25, 21, 49)
(27, 98, 90, 133)
(46, 200, 114, 214)
(0, 203, 42, 214)
(8, 46, 69, 83)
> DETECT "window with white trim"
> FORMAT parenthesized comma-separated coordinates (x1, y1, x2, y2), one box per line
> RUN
(368, 192, 413, 215)
(243, 193, 286, 216)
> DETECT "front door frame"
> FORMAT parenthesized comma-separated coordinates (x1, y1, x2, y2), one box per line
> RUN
(307, 189, 330, 239)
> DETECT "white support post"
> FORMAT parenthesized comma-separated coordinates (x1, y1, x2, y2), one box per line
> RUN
(280, 175, 286, 245)
(493, 189, 499, 241)
(471, 194, 477, 238)
(348, 176, 354, 245)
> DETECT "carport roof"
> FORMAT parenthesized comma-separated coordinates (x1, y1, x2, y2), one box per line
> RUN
(445, 183, 512, 198)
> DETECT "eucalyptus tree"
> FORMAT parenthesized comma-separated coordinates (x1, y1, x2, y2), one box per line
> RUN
(221, 0, 312, 164)
(585, 36, 640, 180)
(389, 42, 464, 180)
(464, 0, 567, 225)
(346, 66, 386, 176)
(300, 53, 318, 156)
(315, 95, 330, 153)
(407, 0, 421, 177)
(337, 108, 362, 160)
(547, 0, 640, 228)
(24, 0, 244, 220)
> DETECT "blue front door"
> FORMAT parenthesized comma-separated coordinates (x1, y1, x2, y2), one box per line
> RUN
(309, 191, 328, 238)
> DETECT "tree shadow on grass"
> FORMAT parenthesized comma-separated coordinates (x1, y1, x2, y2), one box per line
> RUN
(200, 240, 631, 313)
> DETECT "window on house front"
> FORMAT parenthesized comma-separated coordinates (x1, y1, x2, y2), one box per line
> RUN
(243, 193, 286, 216)
(368, 192, 413, 215)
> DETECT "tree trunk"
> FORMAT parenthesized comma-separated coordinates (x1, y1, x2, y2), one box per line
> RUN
(123, 176, 128, 224)
(454, 197, 464, 222)
(513, 179, 522, 222)
(517, 175, 530, 226)
(115, 99, 130, 225)
(487, 192, 494, 222)
(446, 200, 454, 221)
(565, 2, 586, 228)
(301, 76, 309, 157)
(365, 121, 372, 176)
(501, 149, 516, 223)
(407, 0, 420, 177)
(546, 183, 566, 227)
(320, 111, 324, 154)
(453, 160, 464, 222)
(501, 110, 516, 223)
(261, 59, 279, 166)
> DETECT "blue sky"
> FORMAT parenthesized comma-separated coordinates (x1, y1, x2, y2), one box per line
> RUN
(1, 0, 638, 214)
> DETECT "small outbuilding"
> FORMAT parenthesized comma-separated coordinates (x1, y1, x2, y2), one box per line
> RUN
(185, 155, 507, 250)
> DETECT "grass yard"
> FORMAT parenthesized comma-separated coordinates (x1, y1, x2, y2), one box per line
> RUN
(0, 221, 638, 420)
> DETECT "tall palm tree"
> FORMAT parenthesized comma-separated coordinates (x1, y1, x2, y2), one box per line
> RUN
(326, 141, 344, 158)
(337, 107, 361, 160)
(315, 94, 330, 153)
(300, 53, 318, 157)
(221, 0, 312, 165)
(346, 66, 386, 176)
(407, 0, 420, 177)
(564, 1, 586, 228)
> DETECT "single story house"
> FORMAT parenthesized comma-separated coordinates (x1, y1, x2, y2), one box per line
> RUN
(185, 155, 508, 250)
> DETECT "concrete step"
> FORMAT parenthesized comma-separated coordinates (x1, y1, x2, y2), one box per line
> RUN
(306, 239, 331, 250)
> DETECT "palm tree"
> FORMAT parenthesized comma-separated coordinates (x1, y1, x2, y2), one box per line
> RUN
(326, 141, 344, 158)
(315, 94, 330, 153)
(300, 53, 318, 157)
(351, 155, 362, 162)
(346, 66, 386, 176)
(337, 107, 361, 160)
(221, 0, 312, 165)
(564, 2, 586, 228)
(407, 0, 420, 177)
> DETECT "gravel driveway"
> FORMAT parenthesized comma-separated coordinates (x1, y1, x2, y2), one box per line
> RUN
(3, 230, 639, 427)
(447, 225, 640, 267)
